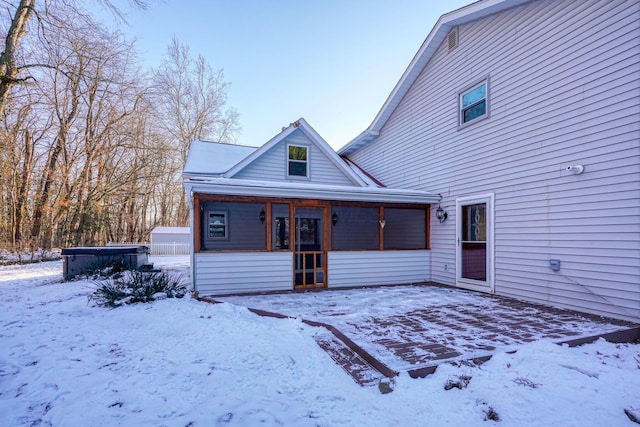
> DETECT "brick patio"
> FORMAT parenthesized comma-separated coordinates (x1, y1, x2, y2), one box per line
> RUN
(207, 283, 640, 386)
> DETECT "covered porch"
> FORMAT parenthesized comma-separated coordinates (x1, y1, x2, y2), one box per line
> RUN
(188, 181, 439, 296)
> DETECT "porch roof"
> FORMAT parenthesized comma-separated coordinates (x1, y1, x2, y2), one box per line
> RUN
(184, 176, 439, 204)
(183, 140, 258, 176)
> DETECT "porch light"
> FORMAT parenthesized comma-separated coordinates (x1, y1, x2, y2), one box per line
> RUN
(379, 219, 386, 228)
(331, 213, 339, 226)
(435, 205, 448, 223)
(259, 209, 265, 224)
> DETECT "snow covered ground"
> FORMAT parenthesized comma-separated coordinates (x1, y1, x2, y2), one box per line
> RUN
(218, 286, 629, 373)
(1, 257, 639, 426)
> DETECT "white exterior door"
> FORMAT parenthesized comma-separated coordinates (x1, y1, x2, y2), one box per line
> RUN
(456, 193, 494, 292)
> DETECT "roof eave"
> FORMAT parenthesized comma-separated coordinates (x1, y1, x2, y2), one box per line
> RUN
(184, 178, 439, 204)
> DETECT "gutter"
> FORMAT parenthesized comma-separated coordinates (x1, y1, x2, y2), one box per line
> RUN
(183, 177, 439, 204)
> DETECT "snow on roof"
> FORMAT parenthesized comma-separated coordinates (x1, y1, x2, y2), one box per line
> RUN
(185, 176, 439, 204)
(183, 140, 257, 176)
(151, 226, 190, 235)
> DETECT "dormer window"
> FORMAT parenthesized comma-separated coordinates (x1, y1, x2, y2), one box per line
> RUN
(287, 144, 308, 177)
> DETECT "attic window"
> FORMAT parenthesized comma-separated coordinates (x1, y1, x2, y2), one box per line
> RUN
(448, 27, 459, 51)
(287, 144, 308, 177)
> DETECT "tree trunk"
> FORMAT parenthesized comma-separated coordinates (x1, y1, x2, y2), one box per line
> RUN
(13, 130, 33, 245)
(0, 0, 36, 117)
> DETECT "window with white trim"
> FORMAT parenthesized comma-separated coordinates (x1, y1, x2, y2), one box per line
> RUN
(460, 80, 488, 125)
(208, 211, 228, 239)
(287, 144, 308, 177)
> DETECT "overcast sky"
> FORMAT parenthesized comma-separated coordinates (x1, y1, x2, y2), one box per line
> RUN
(94, 1, 471, 149)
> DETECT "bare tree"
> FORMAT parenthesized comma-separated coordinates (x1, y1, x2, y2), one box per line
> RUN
(0, 0, 36, 118)
(0, 2, 243, 251)
(153, 37, 240, 225)
(0, 0, 154, 115)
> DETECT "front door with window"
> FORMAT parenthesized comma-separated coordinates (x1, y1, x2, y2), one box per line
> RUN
(456, 194, 494, 292)
(293, 206, 327, 288)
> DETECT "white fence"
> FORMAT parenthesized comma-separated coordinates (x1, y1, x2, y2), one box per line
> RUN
(107, 242, 191, 256)
(149, 242, 191, 256)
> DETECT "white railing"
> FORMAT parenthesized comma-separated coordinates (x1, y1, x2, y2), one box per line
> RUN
(107, 242, 191, 256)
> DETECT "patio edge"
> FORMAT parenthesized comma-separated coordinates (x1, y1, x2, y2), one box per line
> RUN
(202, 297, 397, 382)
(407, 326, 640, 379)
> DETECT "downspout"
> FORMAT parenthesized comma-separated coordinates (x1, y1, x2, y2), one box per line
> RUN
(188, 189, 197, 297)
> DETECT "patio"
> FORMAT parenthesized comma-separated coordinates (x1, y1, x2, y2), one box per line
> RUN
(208, 284, 640, 386)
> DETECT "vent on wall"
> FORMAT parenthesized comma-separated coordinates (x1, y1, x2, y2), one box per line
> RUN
(448, 27, 459, 51)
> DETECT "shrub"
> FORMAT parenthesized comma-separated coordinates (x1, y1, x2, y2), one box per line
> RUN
(90, 270, 187, 308)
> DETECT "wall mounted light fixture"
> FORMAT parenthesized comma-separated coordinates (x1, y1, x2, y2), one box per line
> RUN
(435, 205, 448, 223)
(259, 209, 265, 224)
(332, 213, 339, 226)
(379, 219, 386, 229)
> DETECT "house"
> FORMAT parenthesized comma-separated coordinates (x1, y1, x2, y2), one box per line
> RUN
(338, 0, 640, 322)
(182, 120, 439, 296)
(184, 0, 639, 322)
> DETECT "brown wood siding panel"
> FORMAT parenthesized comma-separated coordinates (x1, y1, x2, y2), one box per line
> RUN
(193, 198, 201, 253)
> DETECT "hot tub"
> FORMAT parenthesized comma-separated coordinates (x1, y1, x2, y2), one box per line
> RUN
(61, 245, 150, 280)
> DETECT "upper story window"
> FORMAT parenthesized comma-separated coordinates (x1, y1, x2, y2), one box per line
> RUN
(460, 80, 488, 126)
(287, 144, 308, 177)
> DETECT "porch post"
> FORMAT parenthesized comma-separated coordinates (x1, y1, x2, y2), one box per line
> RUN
(378, 206, 385, 251)
(426, 205, 431, 250)
(265, 201, 272, 251)
(193, 197, 201, 253)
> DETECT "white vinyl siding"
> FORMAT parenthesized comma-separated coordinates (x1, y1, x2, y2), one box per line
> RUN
(348, 0, 640, 321)
(328, 250, 430, 288)
(234, 129, 355, 186)
(195, 252, 292, 295)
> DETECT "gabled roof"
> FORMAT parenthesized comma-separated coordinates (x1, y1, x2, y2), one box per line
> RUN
(182, 118, 440, 204)
(224, 118, 366, 186)
(338, 0, 532, 156)
(183, 140, 257, 176)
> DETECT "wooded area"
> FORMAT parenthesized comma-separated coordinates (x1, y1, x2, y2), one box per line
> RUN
(0, 0, 240, 251)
